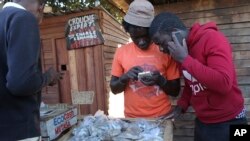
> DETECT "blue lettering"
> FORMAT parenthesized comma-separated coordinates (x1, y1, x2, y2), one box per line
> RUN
(54, 115, 65, 126)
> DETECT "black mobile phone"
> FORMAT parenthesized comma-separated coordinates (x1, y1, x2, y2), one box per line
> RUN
(172, 31, 183, 46)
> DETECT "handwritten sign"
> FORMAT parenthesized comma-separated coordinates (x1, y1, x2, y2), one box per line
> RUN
(71, 90, 95, 104)
(65, 14, 104, 49)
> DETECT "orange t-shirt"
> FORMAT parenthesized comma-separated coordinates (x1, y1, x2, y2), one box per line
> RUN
(111, 42, 180, 118)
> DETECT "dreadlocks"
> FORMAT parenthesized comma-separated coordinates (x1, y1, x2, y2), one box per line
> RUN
(149, 12, 186, 37)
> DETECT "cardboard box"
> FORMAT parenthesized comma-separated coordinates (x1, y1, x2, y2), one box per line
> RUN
(40, 104, 77, 141)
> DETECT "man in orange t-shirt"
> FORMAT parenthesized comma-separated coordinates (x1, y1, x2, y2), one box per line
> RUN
(110, 0, 180, 118)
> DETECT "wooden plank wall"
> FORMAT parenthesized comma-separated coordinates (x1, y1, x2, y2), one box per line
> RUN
(155, 0, 250, 140)
(40, 39, 60, 103)
(40, 8, 130, 115)
(99, 11, 130, 109)
(40, 9, 110, 115)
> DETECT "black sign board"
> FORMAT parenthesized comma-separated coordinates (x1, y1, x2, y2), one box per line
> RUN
(65, 14, 104, 50)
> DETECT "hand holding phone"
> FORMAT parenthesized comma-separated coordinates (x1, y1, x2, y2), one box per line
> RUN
(167, 30, 188, 63)
(138, 71, 152, 82)
(139, 71, 166, 86)
(121, 66, 143, 82)
(172, 31, 183, 46)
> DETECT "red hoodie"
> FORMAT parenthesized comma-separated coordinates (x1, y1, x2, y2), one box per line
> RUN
(177, 22, 244, 123)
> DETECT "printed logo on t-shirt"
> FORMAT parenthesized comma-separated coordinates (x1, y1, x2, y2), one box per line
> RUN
(183, 70, 206, 95)
(129, 64, 162, 98)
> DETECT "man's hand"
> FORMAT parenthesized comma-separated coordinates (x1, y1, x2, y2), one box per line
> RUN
(120, 66, 143, 83)
(140, 71, 166, 86)
(45, 68, 63, 86)
(171, 105, 183, 119)
(168, 33, 188, 63)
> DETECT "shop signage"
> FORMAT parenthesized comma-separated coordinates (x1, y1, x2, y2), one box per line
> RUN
(66, 14, 104, 49)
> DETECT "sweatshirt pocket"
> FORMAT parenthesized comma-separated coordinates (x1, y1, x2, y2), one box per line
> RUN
(190, 94, 211, 112)
(207, 94, 231, 110)
(191, 93, 225, 112)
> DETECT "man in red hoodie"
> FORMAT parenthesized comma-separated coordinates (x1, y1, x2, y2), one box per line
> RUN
(149, 12, 247, 141)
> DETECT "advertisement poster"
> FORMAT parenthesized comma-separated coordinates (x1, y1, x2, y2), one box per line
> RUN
(65, 14, 104, 50)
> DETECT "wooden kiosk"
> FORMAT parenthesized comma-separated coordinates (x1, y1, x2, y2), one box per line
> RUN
(39, 7, 130, 115)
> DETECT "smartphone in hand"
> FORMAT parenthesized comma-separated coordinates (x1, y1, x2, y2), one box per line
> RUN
(138, 71, 153, 82)
(172, 31, 183, 46)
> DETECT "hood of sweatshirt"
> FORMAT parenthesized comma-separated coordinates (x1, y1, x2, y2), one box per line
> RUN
(187, 22, 218, 48)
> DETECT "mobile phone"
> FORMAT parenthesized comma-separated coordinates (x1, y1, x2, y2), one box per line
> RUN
(172, 31, 183, 46)
(138, 71, 152, 81)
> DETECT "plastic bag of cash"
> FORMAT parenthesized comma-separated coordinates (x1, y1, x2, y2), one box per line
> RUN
(70, 110, 164, 141)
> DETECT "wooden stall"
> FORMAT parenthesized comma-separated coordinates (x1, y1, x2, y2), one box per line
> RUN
(39, 0, 250, 140)
(39, 7, 130, 115)
(153, 0, 250, 140)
